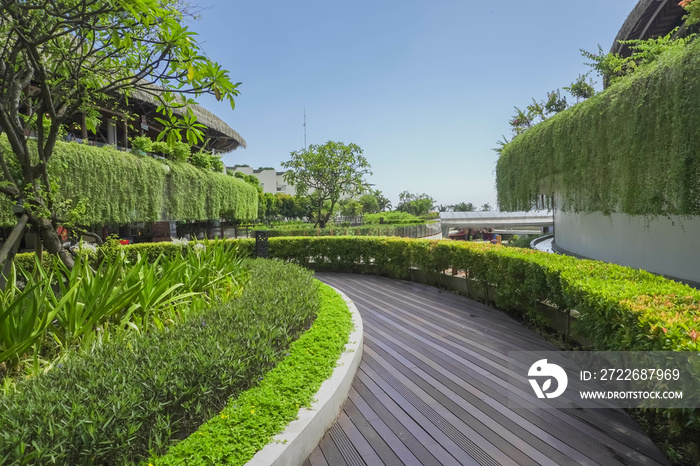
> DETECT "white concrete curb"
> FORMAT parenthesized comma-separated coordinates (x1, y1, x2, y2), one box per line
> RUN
(245, 286, 363, 466)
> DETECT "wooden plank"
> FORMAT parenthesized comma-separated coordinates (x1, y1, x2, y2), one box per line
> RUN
(307, 446, 329, 466)
(352, 369, 458, 466)
(318, 433, 347, 466)
(332, 274, 669, 464)
(343, 397, 404, 466)
(348, 386, 424, 465)
(303, 273, 669, 466)
(354, 367, 467, 466)
(328, 422, 366, 466)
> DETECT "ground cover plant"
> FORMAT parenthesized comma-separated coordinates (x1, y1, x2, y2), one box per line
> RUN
(152, 282, 353, 466)
(0, 259, 322, 465)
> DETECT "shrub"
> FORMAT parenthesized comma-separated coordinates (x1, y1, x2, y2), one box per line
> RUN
(190, 150, 212, 170)
(130, 135, 153, 156)
(150, 141, 172, 157)
(1, 242, 248, 376)
(0, 259, 319, 465)
(171, 142, 190, 163)
(363, 211, 423, 224)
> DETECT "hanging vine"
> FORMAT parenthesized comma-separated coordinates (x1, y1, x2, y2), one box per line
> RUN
(0, 137, 257, 226)
(497, 39, 700, 217)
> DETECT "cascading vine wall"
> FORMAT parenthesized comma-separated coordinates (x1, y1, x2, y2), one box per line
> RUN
(0, 136, 258, 226)
(496, 39, 700, 216)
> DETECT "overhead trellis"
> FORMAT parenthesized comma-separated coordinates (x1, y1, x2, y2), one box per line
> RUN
(496, 39, 700, 216)
(0, 137, 258, 226)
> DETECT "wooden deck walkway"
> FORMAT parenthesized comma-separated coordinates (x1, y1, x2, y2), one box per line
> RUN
(304, 273, 669, 466)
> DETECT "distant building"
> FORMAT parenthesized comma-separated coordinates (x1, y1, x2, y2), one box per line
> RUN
(229, 166, 295, 196)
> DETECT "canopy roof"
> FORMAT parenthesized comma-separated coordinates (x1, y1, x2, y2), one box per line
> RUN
(439, 211, 553, 229)
(129, 85, 246, 153)
(610, 0, 685, 57)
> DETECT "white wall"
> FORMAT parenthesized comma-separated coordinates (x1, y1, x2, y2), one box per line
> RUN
(229, 167, 296, 196)
(554, 210, 700, 284)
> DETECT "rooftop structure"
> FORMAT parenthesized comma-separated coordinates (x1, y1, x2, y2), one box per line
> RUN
(610, 0, 686, 56)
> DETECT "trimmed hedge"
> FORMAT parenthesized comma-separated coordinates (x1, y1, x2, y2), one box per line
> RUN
(255, 223, 436, 238)
(0, 136, 258, 226)
(0, 259, 318, 465)
(112, 237, 699, 353)
(496, 39, 700, 216)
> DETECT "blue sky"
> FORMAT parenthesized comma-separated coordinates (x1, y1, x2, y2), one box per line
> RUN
(191, 0, 639, 209)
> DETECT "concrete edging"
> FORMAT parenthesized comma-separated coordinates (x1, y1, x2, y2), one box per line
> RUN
(245, 286, 364, 466)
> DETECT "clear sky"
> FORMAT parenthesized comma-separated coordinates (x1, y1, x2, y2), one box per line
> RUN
(190, 0, 639, 209)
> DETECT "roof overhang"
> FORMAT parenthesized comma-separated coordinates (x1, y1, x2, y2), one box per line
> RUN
(439, 211, 554, 229)
(610, 0, 686, 57)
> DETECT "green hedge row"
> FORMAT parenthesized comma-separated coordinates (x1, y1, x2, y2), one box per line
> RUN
(0, 259, 318, 465)
(111, 237, 699, 353)
(254, 223, 433, 238)
(0, 136, 258, 226)
(496, 39, 700, 216)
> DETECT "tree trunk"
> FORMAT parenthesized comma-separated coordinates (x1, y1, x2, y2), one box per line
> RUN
(36, 216, 74, 269)
(0, 214, 28, 290)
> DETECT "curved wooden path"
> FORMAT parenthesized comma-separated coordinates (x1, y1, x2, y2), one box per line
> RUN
(304, 273, 669, 466)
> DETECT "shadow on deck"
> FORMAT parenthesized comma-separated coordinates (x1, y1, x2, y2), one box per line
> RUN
(304, 273, 669, 466)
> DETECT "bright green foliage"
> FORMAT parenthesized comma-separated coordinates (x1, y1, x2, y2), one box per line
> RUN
(682, 0, 700, 25)
(0, 259, 319, 465)
(497, 38, 700, 216)
(166, 160, 257, 221)
(510, 90, 569, 136)
(396, 191, 435, 216)
(0, 136, 258, 225)
(171, 142, 191, 163)
(339, 199, 363, 217)
(254, 223, 433, 238)
(563, 73, 596, 101)
(359, 193, 379, 214)
(253, 237, 699, 354)
(153, 282, 352, 466)
(190, 150, 213, 170)
(282, 141, 372, 228)
(0, 241, 248, 376)
(130, 136, 154, 156)
(363, 211, 423, 224)
(150, 141, 173, 158)
(0, 0, 241, 263)
(581, 30, 695, 86)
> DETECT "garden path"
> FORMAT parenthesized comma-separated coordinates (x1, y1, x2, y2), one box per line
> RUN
(303, 273, 669, 466)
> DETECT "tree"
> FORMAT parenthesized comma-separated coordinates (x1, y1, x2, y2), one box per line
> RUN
(373, 189, 392, 212)
(0, 0, 240, 271)
(282, 141, 371, 228)
(359, 194, 379, 214)
(452, 202, 476, 212)
(339, 199, 363, 217)
(396, 191, 435, 217)
(480, 203, 492, 211)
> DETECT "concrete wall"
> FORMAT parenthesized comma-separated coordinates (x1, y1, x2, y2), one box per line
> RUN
(554, 210, 700, 284)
